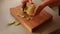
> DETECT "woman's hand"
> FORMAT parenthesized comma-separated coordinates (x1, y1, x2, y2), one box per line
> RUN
(21, 0, 33, 8)
(33, 0, 60, 16)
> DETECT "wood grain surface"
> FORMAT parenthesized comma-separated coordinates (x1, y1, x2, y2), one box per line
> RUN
(10, 5, 53, 32)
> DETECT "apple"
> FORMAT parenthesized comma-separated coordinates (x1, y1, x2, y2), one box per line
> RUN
(24, 2, 36, 16)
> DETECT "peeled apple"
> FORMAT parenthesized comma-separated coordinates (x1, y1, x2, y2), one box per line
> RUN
(24, 2, 35, 16)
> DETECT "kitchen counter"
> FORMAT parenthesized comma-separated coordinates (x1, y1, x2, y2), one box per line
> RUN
(0, 0, 60, 34)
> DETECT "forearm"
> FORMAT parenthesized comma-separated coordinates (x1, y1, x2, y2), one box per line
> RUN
(40, 0, 60, 7)
(33, 0, 60, 16)
(41, 0, 60, 7)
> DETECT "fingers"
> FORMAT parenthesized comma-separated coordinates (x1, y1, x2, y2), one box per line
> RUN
(22, 0, 28, 3)
(29, 0, 33, 4)
(22, 0, 28, 5)
(21, 0, 28, 8)
(29, 0, 32, 2)
(33, 5, 43, 16)
(21, 0, 33, 6)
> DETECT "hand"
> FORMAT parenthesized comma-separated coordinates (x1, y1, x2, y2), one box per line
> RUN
(33, 0, 60, 16)
(21, 0, 28, 8)
(21, 0, 33, 8)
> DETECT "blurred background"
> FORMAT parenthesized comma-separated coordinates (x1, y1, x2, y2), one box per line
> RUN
(0, 0, 60, 34)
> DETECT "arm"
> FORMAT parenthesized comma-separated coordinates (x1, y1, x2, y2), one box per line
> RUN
(33, 0, 60, 16)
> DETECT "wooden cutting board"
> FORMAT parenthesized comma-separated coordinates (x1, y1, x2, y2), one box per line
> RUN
(10, 5, 53, 32)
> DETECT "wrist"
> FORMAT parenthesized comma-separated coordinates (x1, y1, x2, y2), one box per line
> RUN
(39, 0, 50, 8)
